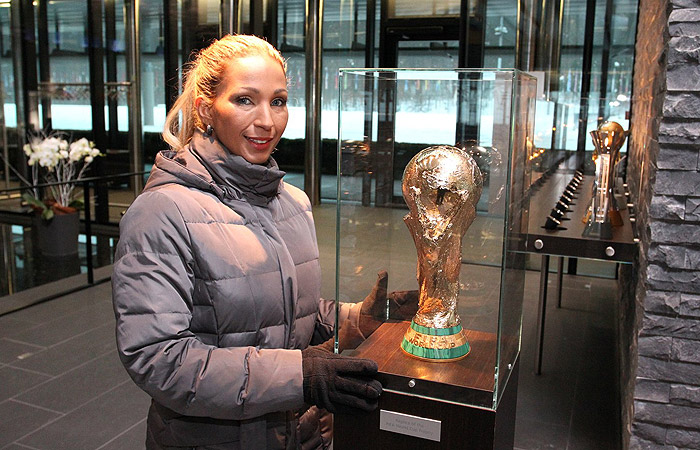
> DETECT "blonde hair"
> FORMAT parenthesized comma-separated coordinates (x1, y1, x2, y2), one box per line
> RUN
(162, 34, 287, 150)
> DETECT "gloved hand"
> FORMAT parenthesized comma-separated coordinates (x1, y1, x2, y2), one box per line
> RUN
(388, 289, 420, 320)
(301, 346, 382, 414)
(359, 270, 419, 338)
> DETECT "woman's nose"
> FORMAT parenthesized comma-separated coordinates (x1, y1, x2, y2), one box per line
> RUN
(254, 105, 274, 129)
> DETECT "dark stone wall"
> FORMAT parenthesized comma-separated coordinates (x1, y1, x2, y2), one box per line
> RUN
(623, 0, 700, 447)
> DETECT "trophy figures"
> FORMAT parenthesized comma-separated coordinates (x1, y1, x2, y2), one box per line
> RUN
(583, 121, 627, 239)
(400, 146, 483, 361)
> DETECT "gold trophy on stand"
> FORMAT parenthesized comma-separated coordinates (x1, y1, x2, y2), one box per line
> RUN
(400, 146, 483, 361)
(583, 121, 627, 239)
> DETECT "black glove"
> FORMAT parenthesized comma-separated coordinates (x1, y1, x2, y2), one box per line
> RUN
(359, 270, 420, 338)
(301, 346, 382, 414)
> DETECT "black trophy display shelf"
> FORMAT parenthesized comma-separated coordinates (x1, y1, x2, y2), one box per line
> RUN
(526, 173, 637, 261)
(334, 321, 518, 450)
(525, 168, 638, 374)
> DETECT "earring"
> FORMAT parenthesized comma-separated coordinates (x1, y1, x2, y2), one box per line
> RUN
(205, 124, 214, 136)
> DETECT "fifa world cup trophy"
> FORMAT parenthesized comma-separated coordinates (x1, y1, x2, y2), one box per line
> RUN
(584, 121, 627, 239)
(401, 146, 483, 361)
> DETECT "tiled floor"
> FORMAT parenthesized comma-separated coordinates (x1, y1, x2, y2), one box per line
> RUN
(0, 206, 619, 449)
(0, 282, 150, 449)
(516, 270, 619, 450)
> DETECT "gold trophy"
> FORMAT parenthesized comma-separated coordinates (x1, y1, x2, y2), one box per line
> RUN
(400, 146, 483, 361)
(583, 121, 627, 239)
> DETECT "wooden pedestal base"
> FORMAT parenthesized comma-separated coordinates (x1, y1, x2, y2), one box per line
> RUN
(334, 321, 520, 450)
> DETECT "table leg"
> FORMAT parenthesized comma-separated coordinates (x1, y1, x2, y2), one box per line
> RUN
(535, 254, 550, 375)
(557, 256, 564, 308)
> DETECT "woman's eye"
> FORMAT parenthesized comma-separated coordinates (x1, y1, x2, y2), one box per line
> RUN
(235, 97, 252, 105)
(272, 98, 287, 107)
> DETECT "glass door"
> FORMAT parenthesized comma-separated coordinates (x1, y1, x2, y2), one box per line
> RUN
(392, 39, 459, 200)
(378, 34, 465, 205)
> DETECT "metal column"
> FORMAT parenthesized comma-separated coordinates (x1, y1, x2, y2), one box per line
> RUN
(37, 0, 51, 130)
(106, 0, 120, 149)
(535, 255, 550, 375)
(361, 0, 376, 206)
(87, 0, 110, 224)
(597, 0, 614, 125)
(459, 0, 485, 69)
(548, 0, 565, 151)
(556, 256, 565, 308)
(221, 0, 242, 35)
(163, 0, 179, 114)
(125, 0, 143, 195)
(304, 0, 323, 205)
(8, 0, 35, 183)
(575, 0, 598, 152)
(516, 0, 537, 71)
(251, 0, 264, 35)
(0, 62, 8, 189)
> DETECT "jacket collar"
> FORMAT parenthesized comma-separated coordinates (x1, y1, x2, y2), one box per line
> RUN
(147, 130, 285, 206)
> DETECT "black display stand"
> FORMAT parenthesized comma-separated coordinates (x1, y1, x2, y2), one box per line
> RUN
(526, 164, 637, 374)
(526, 173, 637, 261)
(334, 322, 519, 450)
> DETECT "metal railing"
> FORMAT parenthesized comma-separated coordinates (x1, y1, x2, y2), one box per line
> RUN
(0, 170, 148, 311)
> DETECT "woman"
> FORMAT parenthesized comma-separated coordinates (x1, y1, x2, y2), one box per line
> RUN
(111, 35, 408, 450)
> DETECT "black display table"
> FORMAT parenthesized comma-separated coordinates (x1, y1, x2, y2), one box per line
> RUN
(527, 174, 637, 261)
(526, 168, 637, 374)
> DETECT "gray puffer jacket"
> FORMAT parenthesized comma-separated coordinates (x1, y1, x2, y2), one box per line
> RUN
(112, 131, 348, 449)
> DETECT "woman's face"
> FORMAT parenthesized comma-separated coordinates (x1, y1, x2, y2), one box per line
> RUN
(201, 55, 288, 164)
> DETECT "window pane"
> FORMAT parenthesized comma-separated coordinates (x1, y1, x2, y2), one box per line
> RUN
(1, 5, 15, 128)
(43, 1, 91, 130)
(388, 0, 461, 18)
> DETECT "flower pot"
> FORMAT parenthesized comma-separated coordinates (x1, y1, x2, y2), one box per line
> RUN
(32, 211, 80, 257)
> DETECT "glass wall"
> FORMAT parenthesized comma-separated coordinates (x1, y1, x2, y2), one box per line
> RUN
(0, 0, 641, 303)
(547, 0, 637, 152)
(140, 1, 167, 136)
(0, 0, 640, 193)
(37, 1, 92, 131)
(277, 0, 306, 139)
(316, 0, 378, 198)
(387, 1, 461, 16)
(317, 0, 639, 199)
(601, 0, 636, 141)
(0, 0, 12, 191)
(272, 0, 306, 189)
(1, 2, 14, 129)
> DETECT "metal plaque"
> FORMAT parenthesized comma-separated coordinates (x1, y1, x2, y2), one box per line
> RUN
(379, 409, 442, 442)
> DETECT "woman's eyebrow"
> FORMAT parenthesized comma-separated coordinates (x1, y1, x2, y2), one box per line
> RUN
(236, 87, 288, 95)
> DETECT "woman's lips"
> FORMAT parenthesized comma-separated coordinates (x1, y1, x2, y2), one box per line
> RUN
(246, 136, 273, 150)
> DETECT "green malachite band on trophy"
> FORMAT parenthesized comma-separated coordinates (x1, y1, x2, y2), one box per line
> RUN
(401, 320, 471, 361)
(409, 321, 463, 336)
(401, 338, 470, 360)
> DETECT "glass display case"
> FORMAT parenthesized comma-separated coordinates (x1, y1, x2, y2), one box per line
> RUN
(334, 68, 537, 427)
